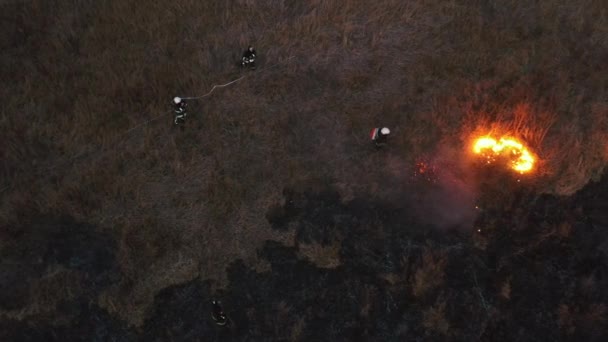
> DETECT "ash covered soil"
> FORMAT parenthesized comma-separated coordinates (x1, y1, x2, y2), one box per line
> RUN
(2, 170, 608, 341)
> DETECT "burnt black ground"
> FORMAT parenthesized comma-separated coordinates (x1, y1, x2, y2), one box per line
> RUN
(2, 171, 607, 341)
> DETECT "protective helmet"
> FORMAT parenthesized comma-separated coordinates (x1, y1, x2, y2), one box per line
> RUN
(381, 127, 390, 135)
(173, 97, 182, 104)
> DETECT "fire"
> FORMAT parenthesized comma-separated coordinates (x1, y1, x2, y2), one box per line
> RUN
(472, 136, 535, 173)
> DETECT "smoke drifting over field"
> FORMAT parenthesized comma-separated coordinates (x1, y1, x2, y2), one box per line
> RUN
(383, 143, 479, 230)
(420, 167, 478, 230)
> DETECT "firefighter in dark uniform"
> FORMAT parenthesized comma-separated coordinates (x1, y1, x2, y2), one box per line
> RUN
(173, 97, 187, 125)
(241, 45, 256, 69)
(370, 127, 390, 147)
(211, 300, 228, 326)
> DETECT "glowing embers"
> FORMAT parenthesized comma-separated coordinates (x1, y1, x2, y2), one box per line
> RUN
(472, 136, 536, 174)
(412, 159, 439, 184)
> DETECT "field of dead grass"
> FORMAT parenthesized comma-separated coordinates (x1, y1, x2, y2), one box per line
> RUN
(1, 0, 607, 327)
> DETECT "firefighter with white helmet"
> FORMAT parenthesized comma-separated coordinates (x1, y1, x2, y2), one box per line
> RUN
(173, 96, 187, 125)
(241, 45, 257, 69)
(370, 127, 390, 147)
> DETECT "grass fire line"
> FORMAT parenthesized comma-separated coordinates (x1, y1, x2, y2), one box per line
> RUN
(472, 136, 536, 174)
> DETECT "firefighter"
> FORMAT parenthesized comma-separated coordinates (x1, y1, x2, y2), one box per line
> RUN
(173, 97, 187, 125)
(241, 45, 256, 69)
(211, 300, 228, 326)
(370, 127, 390, 147)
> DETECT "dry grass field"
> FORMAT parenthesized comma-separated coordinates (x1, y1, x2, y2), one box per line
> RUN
(1, 0, 607, 340)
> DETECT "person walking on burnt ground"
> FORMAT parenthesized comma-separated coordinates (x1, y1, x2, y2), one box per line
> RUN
(241, 45, 256, 70)
(173, 97, 187, 126)
(211, 300, 229, 326)
(370, 127, 390, 148)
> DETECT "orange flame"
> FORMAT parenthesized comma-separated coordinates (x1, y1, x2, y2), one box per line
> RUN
(473, 136, 535, 173)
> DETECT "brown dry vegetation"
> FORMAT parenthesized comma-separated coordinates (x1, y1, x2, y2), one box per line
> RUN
(422, 299, 450, 336)
(413, 249, 446, 297)
(1, 0, 608, 338)
(297, 240, 341, 269)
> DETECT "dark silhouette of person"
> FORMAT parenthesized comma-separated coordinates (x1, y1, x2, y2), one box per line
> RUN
(173, 97, 187, 125)
(211, 300, 228, 326)
(370, 127, 390, 147)
(241, 45, 256, 69)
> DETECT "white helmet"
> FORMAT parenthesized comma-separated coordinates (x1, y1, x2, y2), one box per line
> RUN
(381, 127, 390, 135)
(173, 97, 182, 104)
